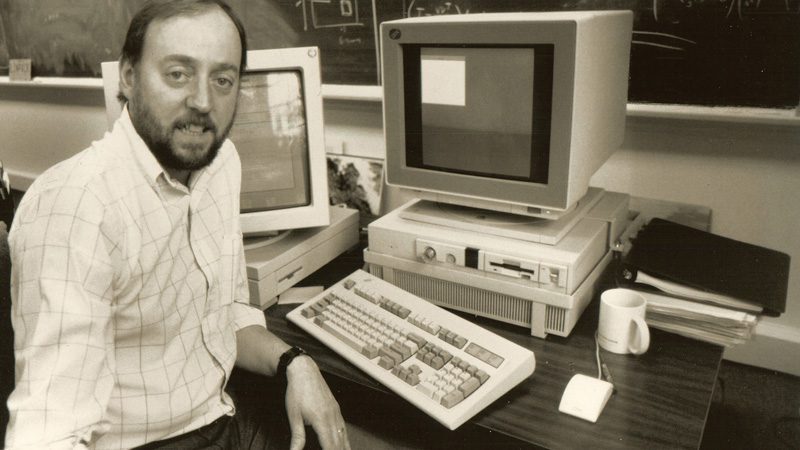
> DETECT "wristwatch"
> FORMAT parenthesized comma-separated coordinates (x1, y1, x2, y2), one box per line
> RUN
(277, 346, 308, 384)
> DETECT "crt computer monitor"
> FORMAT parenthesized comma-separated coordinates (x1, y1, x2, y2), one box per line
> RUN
(101, 47, 329, 237)
(381, 11, 633, 219)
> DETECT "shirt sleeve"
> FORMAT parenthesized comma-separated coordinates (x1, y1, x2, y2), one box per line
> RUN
(224, 142, 266, 332)
(5, 185, 117, 449)
(231, 235, 266, 331)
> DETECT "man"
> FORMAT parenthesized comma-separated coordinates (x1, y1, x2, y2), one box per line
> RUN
(5, 1, 350, 448)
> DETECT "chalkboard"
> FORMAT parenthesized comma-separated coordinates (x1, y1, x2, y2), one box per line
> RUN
(1, 0, 798, 108)
(0, 0, 380, 84)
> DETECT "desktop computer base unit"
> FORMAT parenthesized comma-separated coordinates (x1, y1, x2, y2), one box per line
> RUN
(245, 205, 360, 309)
(364, 249, 610, 338)
(365, 191, 630, 338)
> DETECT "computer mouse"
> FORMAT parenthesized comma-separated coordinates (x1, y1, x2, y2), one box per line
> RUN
(558, 373, 613, 423)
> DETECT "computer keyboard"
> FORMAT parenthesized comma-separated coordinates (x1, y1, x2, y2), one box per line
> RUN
(286, 269, 536, 430)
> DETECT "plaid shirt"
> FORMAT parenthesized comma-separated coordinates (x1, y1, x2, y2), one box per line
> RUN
(6, 108, 265, 449)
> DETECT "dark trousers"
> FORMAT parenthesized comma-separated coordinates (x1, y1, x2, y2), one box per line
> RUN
(136, 369, 319, 450)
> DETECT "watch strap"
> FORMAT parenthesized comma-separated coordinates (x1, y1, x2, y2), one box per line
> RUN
(277, 346, 307, 383)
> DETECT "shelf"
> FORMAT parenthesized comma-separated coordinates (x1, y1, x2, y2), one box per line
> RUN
(3, 77, 797, 126)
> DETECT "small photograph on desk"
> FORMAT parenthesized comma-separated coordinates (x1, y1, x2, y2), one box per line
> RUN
(327, 154, 384, 219)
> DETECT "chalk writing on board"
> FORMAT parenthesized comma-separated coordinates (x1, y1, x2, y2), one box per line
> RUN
(288, 0, 378, 84)
(651, 0, 798, 22)
(632, 31, 696, 52)
(296, 0, 365, 30)
(405, 0, 470, 16)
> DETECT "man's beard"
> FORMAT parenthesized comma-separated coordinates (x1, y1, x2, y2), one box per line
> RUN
(128, 91, 234, 172)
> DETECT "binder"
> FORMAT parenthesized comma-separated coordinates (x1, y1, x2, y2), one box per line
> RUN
(620, 218, 790, 316)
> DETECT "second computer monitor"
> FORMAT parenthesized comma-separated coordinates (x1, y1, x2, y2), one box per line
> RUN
(235, 47, 329, 236)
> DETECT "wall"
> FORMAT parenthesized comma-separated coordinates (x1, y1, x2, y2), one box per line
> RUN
(1, 85, 799, 375)
(592, 115, 800, 375)
(0, 85, 108, 185)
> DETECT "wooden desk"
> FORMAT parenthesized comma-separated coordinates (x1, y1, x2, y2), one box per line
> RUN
(265, 245, 724, 449)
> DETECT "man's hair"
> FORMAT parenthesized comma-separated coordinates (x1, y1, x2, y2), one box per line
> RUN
(117, 0, 247, 103)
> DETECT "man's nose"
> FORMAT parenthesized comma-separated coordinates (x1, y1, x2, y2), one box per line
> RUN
(187, 78, 212, 113)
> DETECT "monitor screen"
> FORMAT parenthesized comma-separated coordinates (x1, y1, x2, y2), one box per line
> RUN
(403, 45, 552, 184)
(232, 70, 311, 213)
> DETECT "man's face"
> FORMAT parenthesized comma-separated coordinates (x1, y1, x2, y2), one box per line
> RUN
(121, 7, 242, 173)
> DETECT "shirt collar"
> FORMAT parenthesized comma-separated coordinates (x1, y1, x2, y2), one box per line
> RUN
(116, 106, 223, 193)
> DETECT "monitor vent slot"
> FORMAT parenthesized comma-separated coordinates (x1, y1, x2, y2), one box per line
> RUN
(393, 269, 530, 327)
(545, 305, 567, 334)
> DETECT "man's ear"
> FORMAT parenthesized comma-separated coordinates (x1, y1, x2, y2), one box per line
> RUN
(119, 59, 136, 101)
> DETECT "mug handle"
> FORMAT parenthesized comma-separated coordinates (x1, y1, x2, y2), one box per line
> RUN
(629, 316, 650, 355)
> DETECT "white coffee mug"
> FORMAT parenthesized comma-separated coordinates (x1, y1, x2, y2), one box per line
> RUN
(597, 288, 650, 355)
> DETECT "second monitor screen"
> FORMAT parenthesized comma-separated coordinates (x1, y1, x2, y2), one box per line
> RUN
(231, 70, 311, 213)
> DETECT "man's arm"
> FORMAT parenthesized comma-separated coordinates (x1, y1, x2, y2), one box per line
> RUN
(6, 186, 116, 449)
(235, 325, 350, 450)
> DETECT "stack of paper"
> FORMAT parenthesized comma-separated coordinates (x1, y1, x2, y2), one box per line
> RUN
(637, 284, 759, 347)
(618, 217, 789, 347)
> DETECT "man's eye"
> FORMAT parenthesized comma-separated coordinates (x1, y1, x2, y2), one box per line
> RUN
(215, 77, 234, 88)
(167, 71, 189, 82)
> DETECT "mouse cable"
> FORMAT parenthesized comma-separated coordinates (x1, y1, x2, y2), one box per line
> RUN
(594, 330, 615, 389)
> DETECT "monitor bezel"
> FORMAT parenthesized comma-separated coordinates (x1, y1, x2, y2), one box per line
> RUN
(236, 48, 329, 236)
(381, 15, 578, 213)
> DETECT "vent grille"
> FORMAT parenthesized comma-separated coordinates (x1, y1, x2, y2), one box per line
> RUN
(367, 264, 383, 278)
(545, 305, 567, 334)
(392, 269, 531, 328)
(367, 263, 577, 337)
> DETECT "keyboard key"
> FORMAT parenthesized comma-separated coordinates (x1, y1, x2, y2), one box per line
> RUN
(438, 328, 468, 349)
(465, 343, 505, 368)
(407, 332, 427, 348)
(417, 381, 436, 397)
(354, 287, 379, 303)
(362, 344, 380, 359)
(459, 377, 481, 397)
(318, 319, 366, 355)
(441, 390, 465, 408)
(378, 355, 395, 370)
(379, 345, 404, 366)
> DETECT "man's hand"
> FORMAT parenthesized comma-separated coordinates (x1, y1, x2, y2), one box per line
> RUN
(285, 356, 351, 450)
(234, 325, 350, 448)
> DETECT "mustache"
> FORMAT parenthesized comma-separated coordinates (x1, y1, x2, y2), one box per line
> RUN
(173, 113, 217, 133)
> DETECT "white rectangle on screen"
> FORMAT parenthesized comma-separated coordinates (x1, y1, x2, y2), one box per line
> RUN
(421, 52, 465, 106)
